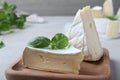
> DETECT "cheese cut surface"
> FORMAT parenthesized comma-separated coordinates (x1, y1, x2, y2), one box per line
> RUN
(92, 6, 103, 18)
(23, 46, 83, 74)
(80, 6, 103, 61)
(106, 21, 119, 38)
(103, 0, 114, 16)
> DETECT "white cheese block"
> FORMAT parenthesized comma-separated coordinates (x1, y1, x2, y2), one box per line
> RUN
(106, 21, 119, 38)
(103, 0, 114, 16)
(117, 8, 120, 17)
(80, 6, 103, 61)
(23, 46, 83, 74)
(92, 6, 103, 18)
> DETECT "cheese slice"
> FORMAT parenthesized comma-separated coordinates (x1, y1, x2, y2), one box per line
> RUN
(92, 6, 103, 18)
(103, 0, 114, 16)
(80, 6, 103, 61)
(106, 21, 119, 38)
(23, 46, 83, 74)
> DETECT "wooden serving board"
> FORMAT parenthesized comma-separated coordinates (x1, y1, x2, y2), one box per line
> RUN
(5, 48, 112, 80)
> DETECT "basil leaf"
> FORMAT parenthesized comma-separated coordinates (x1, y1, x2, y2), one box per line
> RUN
(2, 1, 8, 10)
(6, 13, 17, 25)
(106, 16, 119, 21)
(29, 36, 51, 48)
(0, 40, 5, 48)
(15, 15, 27, 29)
(0, 22, 11, 31)
(0, 1, 26, 32)
(51, 33, 69, 49)
(19, 15, 27, 22)
(0, 10, 6, 20)
(8, 4, 16, 11)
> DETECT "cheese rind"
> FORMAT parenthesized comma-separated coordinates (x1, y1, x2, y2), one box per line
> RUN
(80, 6, 103, 61)
(23, 46, 83, 74)
(66, 6, 103, 61)
(117, 8, 120, 17)
(71, 9, 82, 27)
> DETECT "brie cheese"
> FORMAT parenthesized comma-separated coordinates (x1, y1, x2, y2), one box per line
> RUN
(106, 21, 119, 38)
(103, 0, 114, 16)
(80, 6, 103, 61)
(67, 6, 103, 61)
(23, 46, 83, 74)
(71, 9, 82, 27)
(117, 8, 120, 17)
(92, 6, 103, 18)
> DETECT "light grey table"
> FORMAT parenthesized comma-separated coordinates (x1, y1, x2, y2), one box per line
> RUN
(0, 16, 120, 80)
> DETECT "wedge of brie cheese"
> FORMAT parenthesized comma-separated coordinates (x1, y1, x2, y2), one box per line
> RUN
(23, 46, 83, 74)
(103, 0, 114, 16)
(80, 6, 103, 61)
(66, 6, 103, 61)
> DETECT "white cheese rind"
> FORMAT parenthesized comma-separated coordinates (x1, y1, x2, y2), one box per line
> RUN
(117, 8, 120, 17)
(27, 46, 82, 54)
(71, 9, 82, 27)
(66, 6, 103, 61)
(23, 47, 83, 74)
(67, 9, 83, 40)
(80, 6, 103, 61)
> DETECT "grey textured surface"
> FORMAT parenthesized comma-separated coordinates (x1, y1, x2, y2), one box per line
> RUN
(0, 0, 119, 16)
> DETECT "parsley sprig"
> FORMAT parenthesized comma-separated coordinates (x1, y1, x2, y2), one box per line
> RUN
(29, 33, 69, 49)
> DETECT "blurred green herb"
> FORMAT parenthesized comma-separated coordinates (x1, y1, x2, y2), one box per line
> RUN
(29, 37, 51, 48)
(0, 1, 27, 34)
(106, 16, 119, 21)
(29, 33, 69, 49)
(0, 40, 5, 48)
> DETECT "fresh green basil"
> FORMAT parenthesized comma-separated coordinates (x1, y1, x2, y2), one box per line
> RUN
(106, 16, 119, 21)
(51, 33, 69, 49)
(29, 37, 51, 48)
(29, 33, 69, 49)
(0, 1, 26, 34)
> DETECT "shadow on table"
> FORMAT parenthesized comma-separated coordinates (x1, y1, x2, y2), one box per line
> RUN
(110, 59, 118, 80)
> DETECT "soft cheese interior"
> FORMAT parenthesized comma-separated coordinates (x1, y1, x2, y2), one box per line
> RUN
(23, 46, 83, 74)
